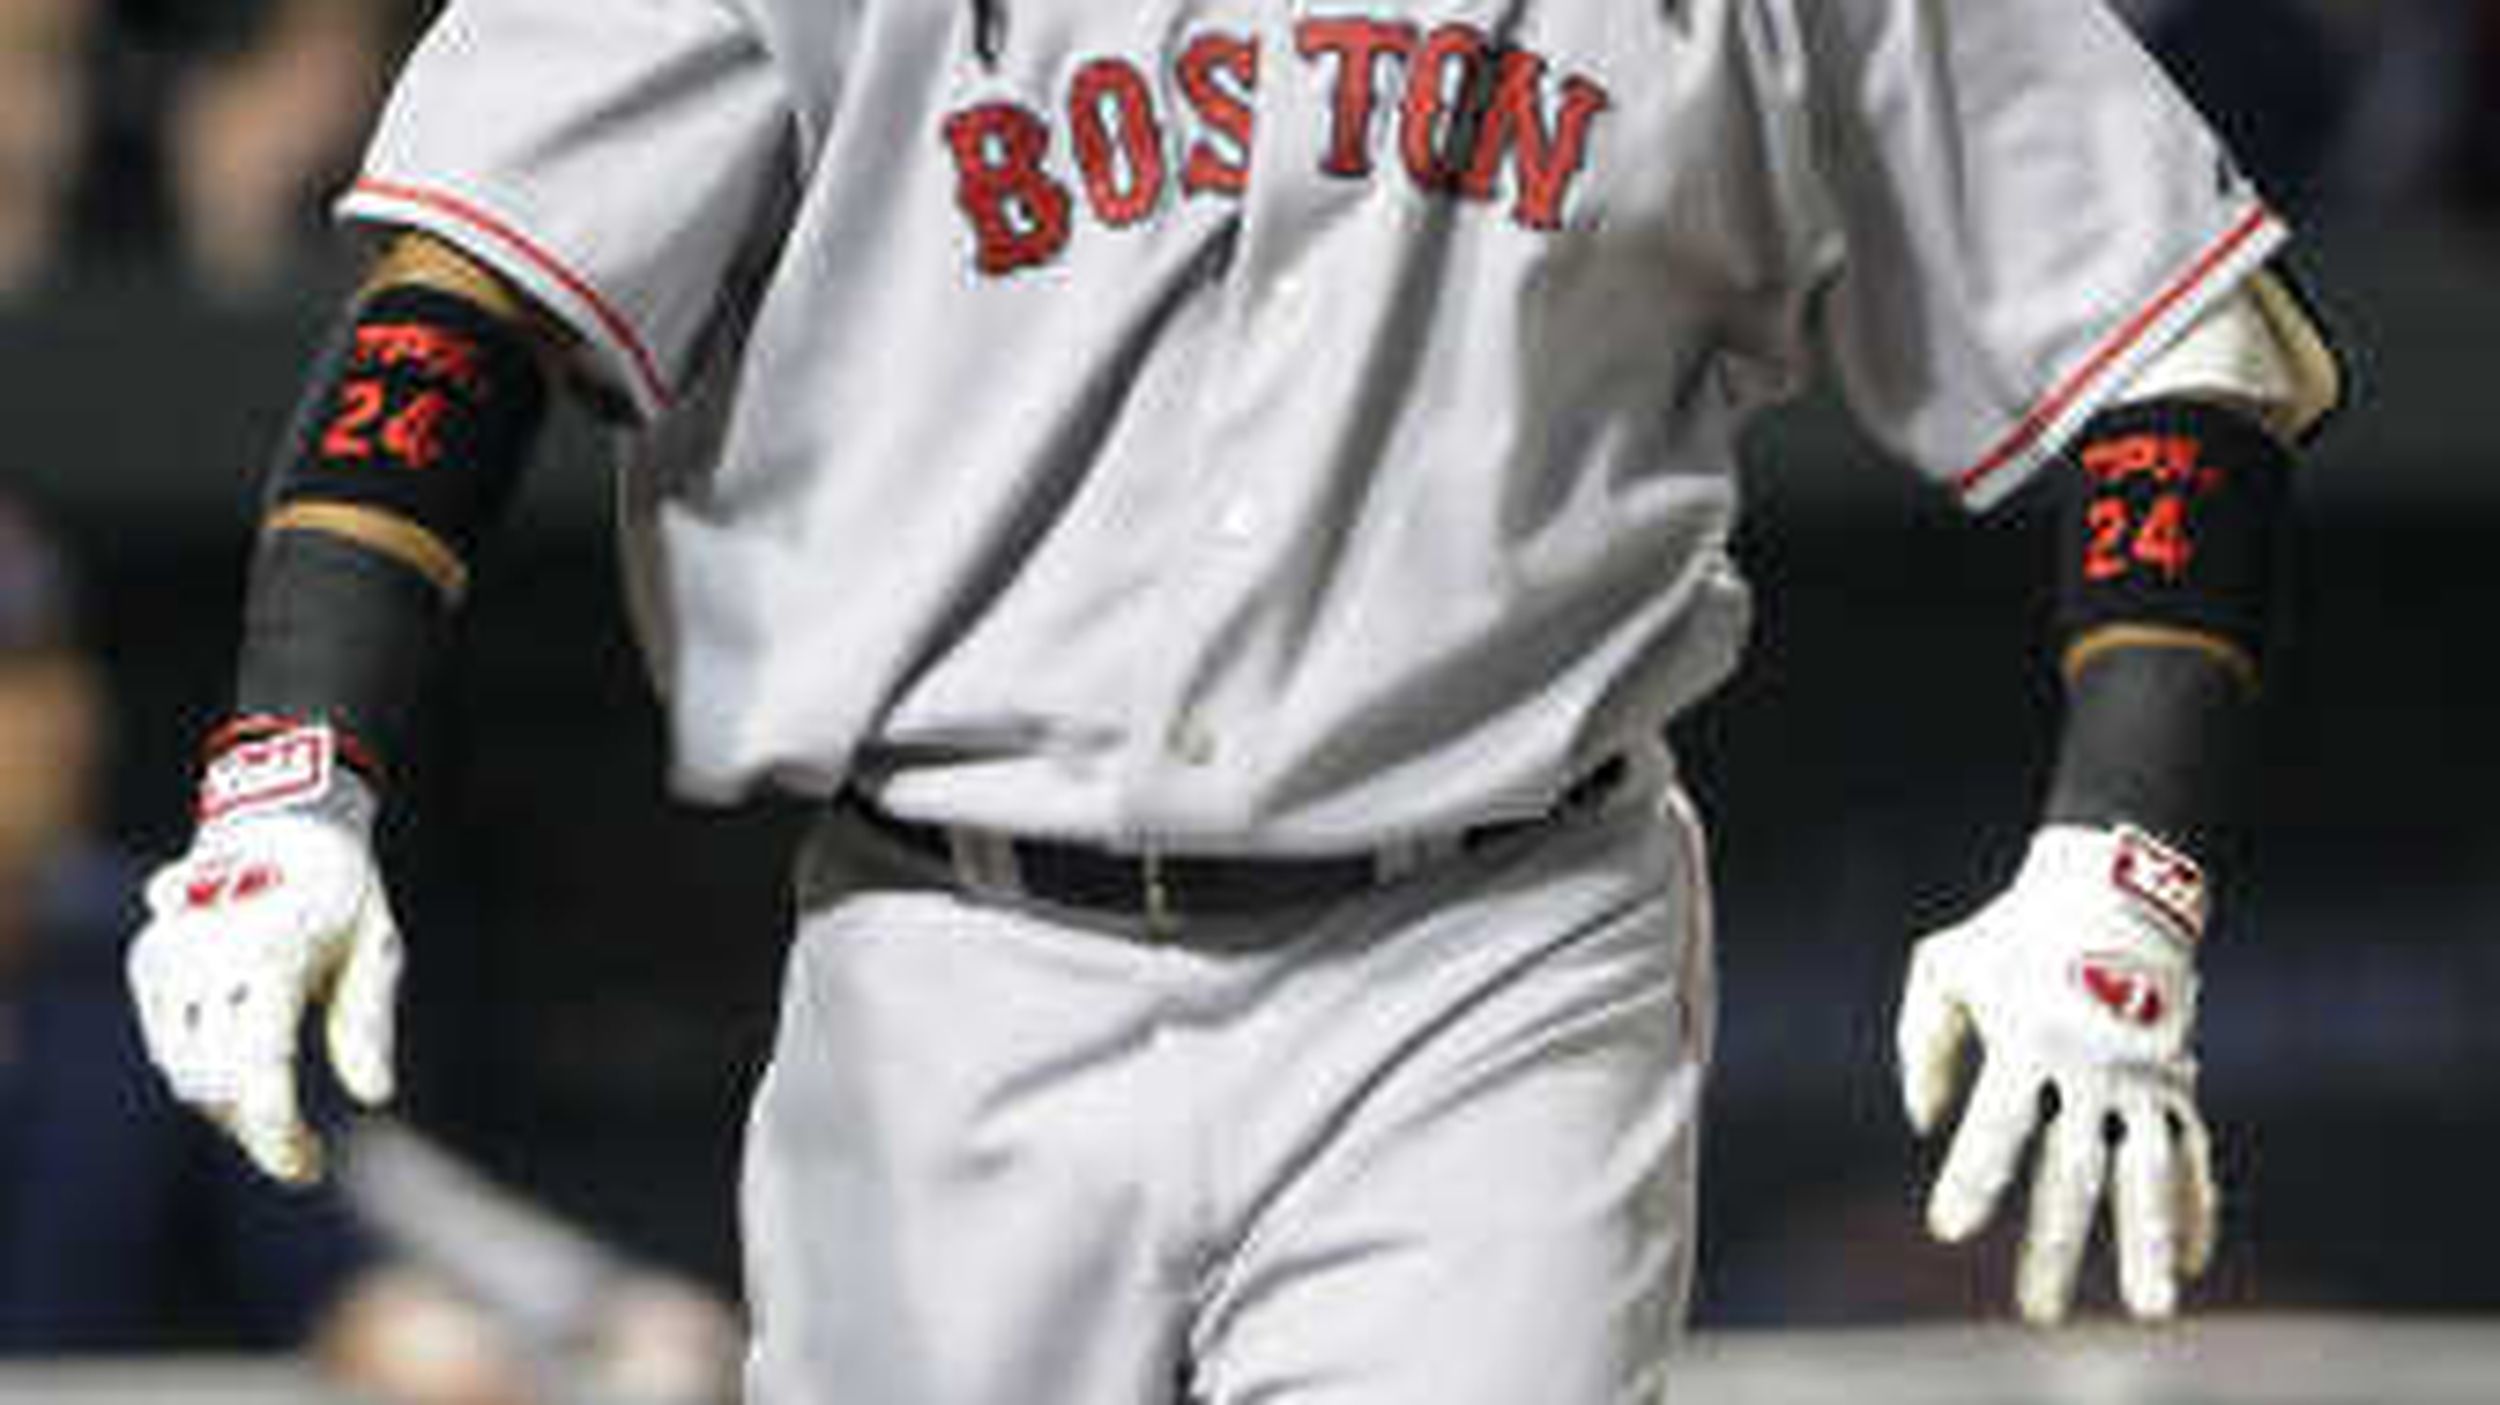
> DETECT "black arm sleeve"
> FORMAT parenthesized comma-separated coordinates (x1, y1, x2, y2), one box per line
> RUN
(2043, 397, 2297, 852)
(225, 282, 552, 780)
(2045, 644, 2250, 853)
(232, 528, 455, 782)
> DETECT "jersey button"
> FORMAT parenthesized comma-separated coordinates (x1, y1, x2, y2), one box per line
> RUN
(1214, 497, 1258, 544)
(1169, 717, 1219, 767)
(1269, 274, 1311, 335)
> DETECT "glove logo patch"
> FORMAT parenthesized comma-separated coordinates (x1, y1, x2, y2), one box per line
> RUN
(182, 858, 284, 911)
(199, 727, 335, 825)
(2073, 953, 2171, 1028)
(2111, 825, 2206, 942)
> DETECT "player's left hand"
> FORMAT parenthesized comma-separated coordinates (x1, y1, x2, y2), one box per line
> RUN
(1896, 823, 2218, 1325)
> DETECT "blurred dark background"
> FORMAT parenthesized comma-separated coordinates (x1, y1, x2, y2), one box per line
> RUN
(3, 0, 2495, 1331)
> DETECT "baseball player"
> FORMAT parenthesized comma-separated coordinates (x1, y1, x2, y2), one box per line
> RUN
(126, 0, 2342, 1400)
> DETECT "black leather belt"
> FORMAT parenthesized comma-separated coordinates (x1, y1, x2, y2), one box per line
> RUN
(841, 756, 1628, 922)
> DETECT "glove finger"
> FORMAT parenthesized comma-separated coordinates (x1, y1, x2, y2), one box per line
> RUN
(2017, 1087, 2110, 1326)
(142, 940, 250, 1106)
(130, 862, 260, 1098)
(325, 895, 403, 1107)
(1927, 1056, 2040, 1243)
(2114, 1093, 2182, 1319)
(1895, 941, 1973, 1135)
(214, 942, 323, 1184)
(2173, 1099, 2220, 1281)
(229, 1052, 323, 1185)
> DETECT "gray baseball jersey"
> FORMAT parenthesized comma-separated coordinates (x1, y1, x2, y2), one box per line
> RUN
(340, 0, 2280, 849)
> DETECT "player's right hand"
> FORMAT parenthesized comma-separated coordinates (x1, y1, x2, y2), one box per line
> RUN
(127, 723, 402, 1185)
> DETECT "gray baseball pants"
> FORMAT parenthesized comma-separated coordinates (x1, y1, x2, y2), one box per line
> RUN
(740, 758, 1716, 1405)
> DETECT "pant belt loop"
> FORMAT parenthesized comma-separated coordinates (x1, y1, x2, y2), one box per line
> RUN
(1140, 849, 1178, 938)
(1374, 837, 1450, 881)
(946, 827, 1027, 901)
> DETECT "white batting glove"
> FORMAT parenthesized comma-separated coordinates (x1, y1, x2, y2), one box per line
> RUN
(1897, 823, 2218, 1325)
(127, 723, 402, 1185)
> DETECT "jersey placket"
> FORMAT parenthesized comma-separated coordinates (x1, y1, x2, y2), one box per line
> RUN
(1106, 0, 1338, 853)
(1104, 287, 1303, 851)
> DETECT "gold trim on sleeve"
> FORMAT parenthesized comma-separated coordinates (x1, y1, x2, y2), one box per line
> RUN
(265, 501, 471, 604)
(2061, 622, 2259, 696)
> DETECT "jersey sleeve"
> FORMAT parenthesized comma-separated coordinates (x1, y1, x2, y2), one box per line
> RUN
(1794, 0, 2288, 510)
(337, 0, 796, 421)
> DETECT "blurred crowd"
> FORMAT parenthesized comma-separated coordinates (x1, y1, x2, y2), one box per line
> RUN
(2111, 0, 2500, 216)
(5, 0, 2500, 305)
(0, 0, 423, 302)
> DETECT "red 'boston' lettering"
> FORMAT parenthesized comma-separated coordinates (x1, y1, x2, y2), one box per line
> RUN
(1178, 32, 1259, 197)
(1399, 23, 1493, 192)
(1459, 48, 1611, 229)
(939, 14, 1616, 274)
(1068, 58, 1167, 227)
(1297, 18, 1419, 178)
(942, 103, 1076, 275)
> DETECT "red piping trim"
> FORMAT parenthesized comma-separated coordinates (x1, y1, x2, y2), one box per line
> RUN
(349, 178, 672, 411)
(1957, 206, 2278, 500)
